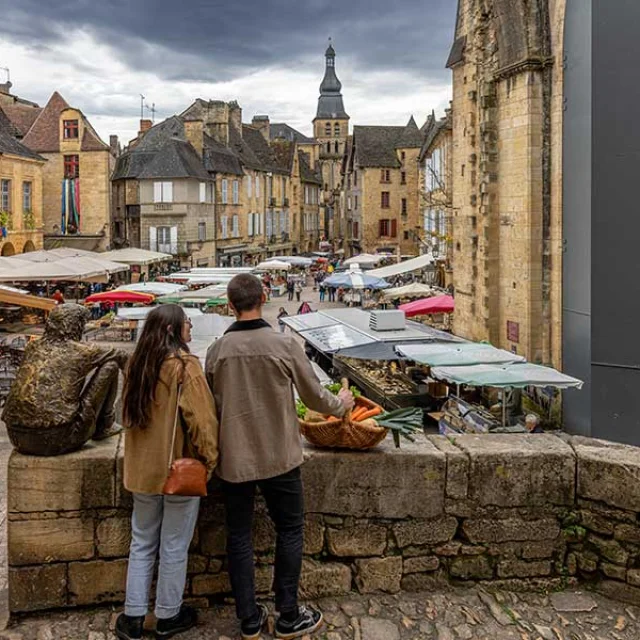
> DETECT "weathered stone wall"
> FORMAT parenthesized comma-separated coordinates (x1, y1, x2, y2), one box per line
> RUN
(9, 432, 640, 613)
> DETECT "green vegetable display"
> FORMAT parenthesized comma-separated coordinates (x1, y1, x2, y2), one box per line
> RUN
(375, 407, 424, 448)
(297, 383, 361, 418)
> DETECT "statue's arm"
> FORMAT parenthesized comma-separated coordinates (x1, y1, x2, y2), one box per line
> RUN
(80, 342, 129, 370)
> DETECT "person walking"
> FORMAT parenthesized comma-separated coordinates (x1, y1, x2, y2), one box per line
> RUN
(287, 279, 294, 302)
(277, 307, 289, 333)
(318, 283, 326, 303)
(115, 305, 219, 640)
(205, 274, 354, 640)
(294, 279, 302, 303)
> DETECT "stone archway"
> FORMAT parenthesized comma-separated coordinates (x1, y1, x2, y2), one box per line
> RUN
(22, 240, 36, 253)
(1, 242, 16, 257)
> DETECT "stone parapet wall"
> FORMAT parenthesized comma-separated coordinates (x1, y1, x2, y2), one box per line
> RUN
(8, 433, 640, 613)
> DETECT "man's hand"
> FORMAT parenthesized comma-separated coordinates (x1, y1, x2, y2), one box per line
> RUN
(338, 388, 355, 412)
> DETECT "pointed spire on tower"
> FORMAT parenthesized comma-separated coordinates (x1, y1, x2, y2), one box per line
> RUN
(315, 40, 348, 120)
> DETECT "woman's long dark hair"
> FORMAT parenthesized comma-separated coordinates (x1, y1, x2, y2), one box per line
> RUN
(123, 304, 189, 429)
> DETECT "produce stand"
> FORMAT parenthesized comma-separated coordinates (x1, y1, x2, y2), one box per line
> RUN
(282, 308, 462, 415)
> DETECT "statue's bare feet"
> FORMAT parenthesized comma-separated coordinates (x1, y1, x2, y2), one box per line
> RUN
(93, 422, 123, 441)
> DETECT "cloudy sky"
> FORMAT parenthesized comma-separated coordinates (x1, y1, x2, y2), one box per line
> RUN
(1, 0, 456, 145)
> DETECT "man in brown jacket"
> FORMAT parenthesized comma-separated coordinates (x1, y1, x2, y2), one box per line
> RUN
(206, 274, 353, 640)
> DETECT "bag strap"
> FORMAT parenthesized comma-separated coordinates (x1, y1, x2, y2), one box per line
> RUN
(167, 366, 185, 471)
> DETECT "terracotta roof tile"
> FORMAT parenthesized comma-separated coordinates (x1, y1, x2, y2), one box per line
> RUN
(0, 103, 41, 137)
(22, 91, 70, 153)
(81, 126, 109, 152)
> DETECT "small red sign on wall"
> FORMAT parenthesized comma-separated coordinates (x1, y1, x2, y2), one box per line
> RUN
(507, 321, 520, 344)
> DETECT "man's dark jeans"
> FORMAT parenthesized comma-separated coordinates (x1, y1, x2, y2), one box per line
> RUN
(220, 466, 304, 620)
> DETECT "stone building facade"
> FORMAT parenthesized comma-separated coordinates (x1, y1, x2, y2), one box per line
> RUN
(420, 110, 454, 285)
(1, 86, 115, 252)
(447, 0, 565, 366)
(112, 100, 309, 267)
(0, 111, 46, 255)
(342, 119, 424, 257)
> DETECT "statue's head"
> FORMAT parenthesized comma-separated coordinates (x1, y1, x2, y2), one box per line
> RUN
(44, 303, 90, 341)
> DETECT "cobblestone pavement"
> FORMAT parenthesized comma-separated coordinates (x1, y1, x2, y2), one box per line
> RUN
(2, 587, 640, 640)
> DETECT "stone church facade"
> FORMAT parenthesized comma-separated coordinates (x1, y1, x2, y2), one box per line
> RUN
(447, 0, 566, 367)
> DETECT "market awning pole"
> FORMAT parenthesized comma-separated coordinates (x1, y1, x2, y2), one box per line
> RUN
(502, 390, 507, 427)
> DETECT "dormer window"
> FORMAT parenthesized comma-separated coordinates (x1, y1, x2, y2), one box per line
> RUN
(63, 120, 79, 139)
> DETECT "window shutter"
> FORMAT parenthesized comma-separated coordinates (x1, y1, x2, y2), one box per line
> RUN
(233, 180, 239, 204)
(199, 182, 206, 203)
(153, 182, 162, 203)
(164, 182, 173, 203)
(391, 219, 398, 238)
(233, 215, 239, 237)
(170, 226, 178, 253)
(149, 226, 157, 251)
(222, 179, 228, 204)
(379, 220, 384, 237)
(248, 212, 254, 236)
(247, 175, 252, 197)
(256, 177, 260, 197)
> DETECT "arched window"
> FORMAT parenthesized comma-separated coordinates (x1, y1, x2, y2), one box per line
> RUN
(334, 123, 340, 136)
(326, 142, 331, 153)
(325, 123, 331, 136)
(334, 141, 339, 153)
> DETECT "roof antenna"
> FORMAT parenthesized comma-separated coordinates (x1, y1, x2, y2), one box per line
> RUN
(140, 94, 145, 119)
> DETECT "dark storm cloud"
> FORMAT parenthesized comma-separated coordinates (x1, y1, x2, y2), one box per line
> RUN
(3, 0, 457, 83)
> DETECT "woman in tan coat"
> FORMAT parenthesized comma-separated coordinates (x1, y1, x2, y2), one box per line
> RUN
(116, 305, 219, 640)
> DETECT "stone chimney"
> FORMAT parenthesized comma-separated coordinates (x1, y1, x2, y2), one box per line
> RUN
(109, 135, 119, 156)
(204, 101, 229, 146)
(184, 118, 204, 157)
(252, 115, 270, 142)
(228, 100, 242, 135)
(139, 119, 152, 136)
(0, 81, 12, 95)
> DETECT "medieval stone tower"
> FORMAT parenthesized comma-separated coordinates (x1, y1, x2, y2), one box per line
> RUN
(313, 42, 349, 241)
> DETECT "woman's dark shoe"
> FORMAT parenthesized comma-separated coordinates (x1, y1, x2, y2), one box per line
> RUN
(275, 606, 323, 639)
(241, 602, 269, 639)
(156, 605, 198, 638)
(115, 613, 144, 640)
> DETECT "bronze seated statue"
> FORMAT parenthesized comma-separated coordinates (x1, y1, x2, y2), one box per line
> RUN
(3, 303, 129, 456)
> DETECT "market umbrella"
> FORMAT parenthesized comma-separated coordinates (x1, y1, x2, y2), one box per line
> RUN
(400, 295, 455, 317)
(323, 269, 390, 290)
(343, 253, 385, 266)
(85, 290, 155, 305)
(115, 282, 187, 296)
(256, 260, 291, 271)
(396, 342, 525, 366)
(383, 283, 435, 300)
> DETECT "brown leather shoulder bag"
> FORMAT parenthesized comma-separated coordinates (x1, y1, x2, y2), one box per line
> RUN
(162, 382, 208, 497)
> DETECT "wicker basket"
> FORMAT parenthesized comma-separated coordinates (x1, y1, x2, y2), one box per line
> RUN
(299, 387, 388, 450)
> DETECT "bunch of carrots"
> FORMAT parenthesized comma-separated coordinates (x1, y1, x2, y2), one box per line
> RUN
(350, 405, 383, 422)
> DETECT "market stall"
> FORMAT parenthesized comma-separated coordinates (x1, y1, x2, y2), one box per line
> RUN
(399, 295, 455, 317)
(382, 283, 435, 301)
(282, 308, 463, 413)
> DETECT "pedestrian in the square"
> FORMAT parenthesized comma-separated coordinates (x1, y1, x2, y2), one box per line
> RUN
(287, 278, 294, 301)
(277, 306, 289, 333)
(116, 305, 219, 640)
(205, 274, 353, 640)
(294, 279, 302, 302)
(319, 283, 326, 303)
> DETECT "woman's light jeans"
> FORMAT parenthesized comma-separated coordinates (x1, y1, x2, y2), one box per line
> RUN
(124, 493, 200, 619)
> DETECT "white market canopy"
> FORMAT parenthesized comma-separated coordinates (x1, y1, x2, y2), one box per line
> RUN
(396, 342, 526, 367)
(115, 282, 187, 295)
(368, 254, 434, 279)
(156, 285, 228, 305)
(100, 248, 173, 266)
(343, 253, 386, 266)
(117, 307, 203, 321)
(256, 260, 291, 271)
(0, 254, 129, 283)
(430, 362, 583, 390)
(383, 283, 435, 300)
(267, 256, 314, 267)
(10, 248, 97, 262)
